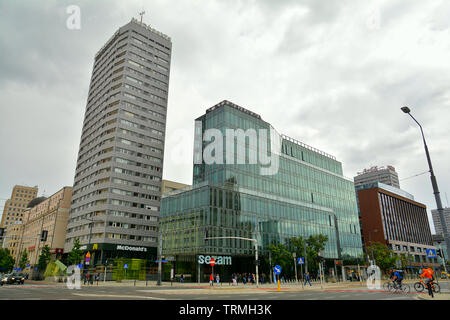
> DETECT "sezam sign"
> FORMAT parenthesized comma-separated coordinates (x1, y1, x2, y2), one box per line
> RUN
(198, 255, 232, 266)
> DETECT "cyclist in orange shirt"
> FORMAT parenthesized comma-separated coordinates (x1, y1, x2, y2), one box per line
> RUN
(420, 267, 434, 298)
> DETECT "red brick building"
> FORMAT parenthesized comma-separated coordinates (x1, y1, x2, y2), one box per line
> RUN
(357, 182, 438, 269)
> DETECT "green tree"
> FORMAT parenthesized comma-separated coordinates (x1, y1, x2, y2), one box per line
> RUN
(366, 242, 397, 272)
(67, 238, 84, 266)
(267, 243, 292, 275)
(287, 236, 306, 259)
(37, 245, 51, 271)
(0, 248, 15, 273)
(19, 250, 29, 270)
(304, 234, 329, 274)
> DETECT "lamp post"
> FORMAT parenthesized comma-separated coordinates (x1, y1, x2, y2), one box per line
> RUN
(436, 241, 448, 274)
(401, 106, 450, 264)
(82, 217, 95, 264)
(293, 252, 298, 282)
(205, 235, 259, 286)
(368, 229, 378, 265)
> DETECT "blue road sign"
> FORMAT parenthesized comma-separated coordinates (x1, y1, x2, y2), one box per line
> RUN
(274, 265, 281, 275)
(426, 249, 436, 258)
(155, 260, 169, 263)
(124, 264, 128, 269)
(26, 264, 30, 268)
(297, 257, 304, 265)
(34, 267, 38, 271)
(77, 264, 83, 269)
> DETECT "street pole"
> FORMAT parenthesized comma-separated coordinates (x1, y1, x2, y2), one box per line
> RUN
(369, 229, 378, 265)
(303, 240, 308, 274)
(438, 242, 448, 274)
(203, 235, 259, 286)
(334, 261, 338, 282)
(319, 261, 323, 289)
(300, 263, 304, 289)
(157, 232, 162, 286)
(402, 106, 450, 263)
(255, 241, 259, 287)
(269, 251, 272, 284)
(293, 252, 298, 282)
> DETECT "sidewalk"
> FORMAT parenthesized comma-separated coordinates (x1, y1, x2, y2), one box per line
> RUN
(28, 278, 450, 295)
(417, 293, 450, 300)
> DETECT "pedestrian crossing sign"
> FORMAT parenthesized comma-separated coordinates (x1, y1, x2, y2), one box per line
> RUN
(297, 257, 304, 265)
(426, 249, 436, 258)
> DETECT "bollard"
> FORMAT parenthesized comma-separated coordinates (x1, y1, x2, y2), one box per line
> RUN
(277, 279, 281, 291)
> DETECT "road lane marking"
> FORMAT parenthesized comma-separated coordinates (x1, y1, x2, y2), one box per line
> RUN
(71, 293, 165, 300)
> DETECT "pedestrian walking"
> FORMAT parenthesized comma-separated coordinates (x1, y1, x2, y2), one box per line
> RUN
(216, 274, 220, 285)
(209, 273, 214, 286)
(95, 273, 99, 286)
(304, 272, 312, 287)
(231, 273, 234, 285)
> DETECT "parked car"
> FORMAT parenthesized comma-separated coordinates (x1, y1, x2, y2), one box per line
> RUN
(1, 273, 25, 285)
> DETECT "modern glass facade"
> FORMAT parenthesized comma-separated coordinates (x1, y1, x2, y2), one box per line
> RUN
(160, 101, 363, 279)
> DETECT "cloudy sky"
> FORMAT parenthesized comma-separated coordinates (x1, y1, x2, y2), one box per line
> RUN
(1, 0, 449, 233)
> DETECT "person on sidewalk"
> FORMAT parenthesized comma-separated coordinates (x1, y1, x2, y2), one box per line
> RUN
(304, 272, 312, 287)
(216, 274, 220, 286)
(209, 273, 214, 286)
(95, 273, 100, 286)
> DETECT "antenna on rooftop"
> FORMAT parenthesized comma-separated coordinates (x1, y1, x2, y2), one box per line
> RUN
(139, 10, 145, 23)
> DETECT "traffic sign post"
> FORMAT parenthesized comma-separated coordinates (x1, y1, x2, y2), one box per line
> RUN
(426, 249, 437, 258)
(298, 257, 304, 289)
(85, 251, 91, 265)
(274, 265, 281, 291)
(124, 263, 128, 280)
(293, 252, 298, 282)
(210, 258, 215, 284)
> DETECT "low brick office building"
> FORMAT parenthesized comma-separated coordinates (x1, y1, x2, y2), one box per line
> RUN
(21, 187, 72, 272)
(357, 182, 438, 271)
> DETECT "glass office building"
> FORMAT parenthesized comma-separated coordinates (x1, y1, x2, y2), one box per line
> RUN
(160, 100, 363, 281)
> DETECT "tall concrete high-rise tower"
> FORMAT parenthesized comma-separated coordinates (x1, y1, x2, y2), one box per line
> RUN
(354, 165, 400, 189)
(64, 18, 171, 263)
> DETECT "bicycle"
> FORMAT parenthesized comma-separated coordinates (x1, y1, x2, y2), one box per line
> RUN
(383, 280, 393, 292)
(413, 279, 440, 293)
(389, 281, 410, 294)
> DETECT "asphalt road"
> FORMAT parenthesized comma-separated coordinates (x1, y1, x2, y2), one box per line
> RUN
(0, 283, 437, 300)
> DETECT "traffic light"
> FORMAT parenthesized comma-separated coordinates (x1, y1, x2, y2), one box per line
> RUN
(437, 249, 442, 258)
(40, 230, 48, 241)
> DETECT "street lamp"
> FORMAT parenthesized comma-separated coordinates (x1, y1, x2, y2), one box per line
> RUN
(204, 234, 259, 286)
(401, 106, 450, 264)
